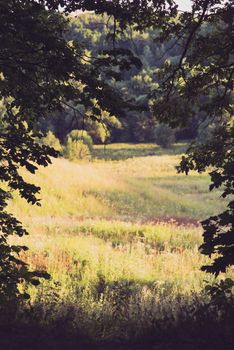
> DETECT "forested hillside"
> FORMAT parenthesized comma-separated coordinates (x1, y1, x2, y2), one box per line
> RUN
(39, 13, 202, 144)
(0, 1, 233, 349)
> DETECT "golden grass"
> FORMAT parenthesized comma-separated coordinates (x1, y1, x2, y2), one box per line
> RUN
(8, 148, 226, 222)
(18, 221, 210, 299)
(7, 144, 231, 340)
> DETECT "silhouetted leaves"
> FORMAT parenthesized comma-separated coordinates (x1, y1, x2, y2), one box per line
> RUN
(0, 0, 147, 303)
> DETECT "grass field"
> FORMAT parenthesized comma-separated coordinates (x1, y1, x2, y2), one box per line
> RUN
(8, 143, 232, 345)
(10, 143, 226, 223)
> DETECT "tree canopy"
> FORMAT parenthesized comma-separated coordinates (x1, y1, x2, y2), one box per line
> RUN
(0, 0, 141, 301)
(40, 0, 234, 274)
(0, 0, 233, 303)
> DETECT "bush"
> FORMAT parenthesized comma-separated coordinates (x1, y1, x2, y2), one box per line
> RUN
(197, 121, 216, 144)
(67, 129, 93, 151)
(85, 112, 122, 144)
(153, 124, 175, 148)
(87, 121, 109, 144)
(37, 131, 62, 152)
(63, 138, 91, 160)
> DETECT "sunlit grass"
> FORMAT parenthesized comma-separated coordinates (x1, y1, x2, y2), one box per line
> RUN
(18, 220, 211, 303)
(7, 143, 231, 340)
(8, 145, 226, 222)
(93, 142, 188, 160)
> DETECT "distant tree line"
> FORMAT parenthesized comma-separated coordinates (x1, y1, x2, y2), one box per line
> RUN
(1, 0, 233, 307)
(37, 13, 210, 146)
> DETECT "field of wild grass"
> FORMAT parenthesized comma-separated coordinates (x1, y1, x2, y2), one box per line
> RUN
(8, 143, 231, 343)
(10, 143, 226, 222)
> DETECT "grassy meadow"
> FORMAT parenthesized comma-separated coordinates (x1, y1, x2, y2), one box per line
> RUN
(8, 143, 232, 346)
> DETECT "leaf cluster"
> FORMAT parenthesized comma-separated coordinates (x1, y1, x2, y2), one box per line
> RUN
(0, 0, 143, 302)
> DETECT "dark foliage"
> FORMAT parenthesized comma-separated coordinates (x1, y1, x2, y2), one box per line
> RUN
(0, 0, 142, 303)
(63, 0, 234, 275)
(150, 1, 233, 274)
(38, 12, 193, 143)
(0, 0, 233, 309)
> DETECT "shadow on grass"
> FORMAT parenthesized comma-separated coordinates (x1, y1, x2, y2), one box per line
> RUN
(93, 143, 188, 161)
(1, 302, 233, 350)
(0, 325, 96, 350)
(1, 276, 234, 350)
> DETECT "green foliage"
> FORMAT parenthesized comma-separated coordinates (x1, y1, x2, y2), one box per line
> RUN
(0, 1, 140, 304)
(42, 12, 195, 144)
(1, 0, 233, 320)
(147, 2, 234, 275)
(86, 111, 122, 144)
(196, 120, 216, 145)
(179, 123, 234, 275)
(37, 131, 62, 152)
(67, 129, 93, 151)
(64, 130, 93, 160)
(0, 0, 73, 304)
(64, 138, 91, 160)
(153, 124, 175, 149)
(68, 1, 232, 276)
(87, 121, 108, 144)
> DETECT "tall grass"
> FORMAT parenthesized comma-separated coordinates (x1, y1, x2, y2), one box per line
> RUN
(9, 144, 226, 222)
(6, 144, 232, 345)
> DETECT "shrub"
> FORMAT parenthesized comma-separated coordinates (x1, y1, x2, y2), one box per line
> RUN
(37, 131, 62, 152)
(87, 121, 109, 144)
(196, 120, 216, 144)
(86, 112, 122, 144)
(153, 124, 175, 148)
(63, 138, 91, 160)
(67, 129, 93, 151)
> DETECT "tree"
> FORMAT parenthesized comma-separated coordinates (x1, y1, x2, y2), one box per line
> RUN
(55, 0, 233, 275)
(148, 1, 233, 275)
(35, 10, 195, 143)
(0, 0, 142, 303)
(153, 123, 175, 148)
(0, 0, 233, 306)
(78, 0, 232, 275)
(37, 131, 62, 152)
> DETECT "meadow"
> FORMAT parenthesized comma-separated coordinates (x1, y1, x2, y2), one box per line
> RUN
(8, 144, 233, 348)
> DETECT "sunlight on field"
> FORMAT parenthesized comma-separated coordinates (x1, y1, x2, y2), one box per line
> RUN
(8, 144, 230, 340)
(20, 221, 208, 297)
(9, 144, 226, 222)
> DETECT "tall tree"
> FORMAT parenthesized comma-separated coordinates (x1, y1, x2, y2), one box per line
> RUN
(59, 0, 233, 275)
(149, 1, 234, 274)
(0, 0, 233, 305)
(0, 0, 141, 302)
